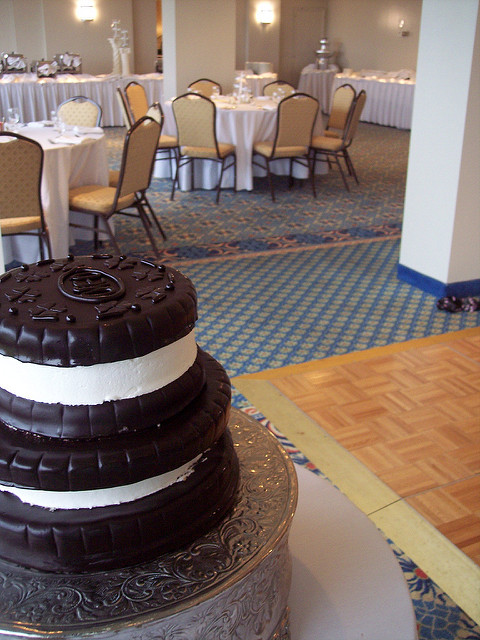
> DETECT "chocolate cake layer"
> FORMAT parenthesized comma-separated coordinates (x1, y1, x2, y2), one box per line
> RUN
(0, 350, 206, 438)
(0, 255, 197, 366)
(0, 350, 230, 491)
(0, 430, 240, 573)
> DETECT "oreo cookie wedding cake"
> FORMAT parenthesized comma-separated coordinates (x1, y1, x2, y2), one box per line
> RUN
(0, 254, 239, 573)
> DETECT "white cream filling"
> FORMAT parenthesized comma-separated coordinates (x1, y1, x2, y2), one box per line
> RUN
(0, 330, 197, 405)
(0, 454, 202, 510)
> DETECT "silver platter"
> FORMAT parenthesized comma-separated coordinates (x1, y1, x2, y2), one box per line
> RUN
(0, 409, 298, 639)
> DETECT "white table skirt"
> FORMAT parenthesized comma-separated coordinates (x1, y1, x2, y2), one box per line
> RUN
(332, 74, 415, 129)
(243, 72, 278, 96)
(157, 98, 326, 192)
(290, 464, 418, 640)
(1, 126, 109, 264)
(297, 66, 337, 114)
(0, 73, 164, 127)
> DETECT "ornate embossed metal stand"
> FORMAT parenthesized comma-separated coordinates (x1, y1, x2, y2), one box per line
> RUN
(0, 409, 298, 639)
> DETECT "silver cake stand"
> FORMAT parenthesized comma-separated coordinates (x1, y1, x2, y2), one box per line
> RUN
(0, 409, 298, 640)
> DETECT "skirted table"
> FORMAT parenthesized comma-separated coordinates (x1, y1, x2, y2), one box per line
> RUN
(0, 73, 164, 127)
(332, 73, 415, 129)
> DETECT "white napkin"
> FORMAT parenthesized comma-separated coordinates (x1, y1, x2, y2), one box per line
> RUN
(49, 135, 84, 145)
(74, 126, 103, 135)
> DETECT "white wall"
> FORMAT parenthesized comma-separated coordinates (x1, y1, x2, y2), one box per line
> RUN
(162, 0, 236, 99)
(326, 0, 422, 71)
(0, 0, 157, 76)
(399, 0, 480, 290)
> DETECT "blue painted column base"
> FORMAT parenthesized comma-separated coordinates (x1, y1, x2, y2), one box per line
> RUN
(398, 264, 480, 297)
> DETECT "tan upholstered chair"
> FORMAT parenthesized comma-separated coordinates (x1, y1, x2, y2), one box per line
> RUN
(323, 83, 356, 139)
(262, 80, 296, 98)
(116, 87, 133, 127)
(310, 90, 367, 191)
(171, 93, 236, 204)
(146, 102, 179, 178)
(56, 96, 102, 127)
(252, 92, 318, 201)
(122, 84, 178, 179)
(124, 81, 150, 122)
(187, 78, 222, 98)
(0, 132, 52, 259)
(69, 117, 164, 254)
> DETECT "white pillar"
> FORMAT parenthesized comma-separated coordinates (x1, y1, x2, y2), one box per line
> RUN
(162, 0, 236, 102)
(398, 0, 480, 296)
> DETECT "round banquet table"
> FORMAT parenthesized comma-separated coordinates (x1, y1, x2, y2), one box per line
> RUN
(157, 97, 327, 192)
(0, 73, 164, 127)
(1, 124, 109, 265)
(332, 73, 415, 129)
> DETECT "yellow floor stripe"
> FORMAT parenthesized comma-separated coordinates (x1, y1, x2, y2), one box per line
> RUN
(233, 330, 480, 625)
(238, 327, 480, 381)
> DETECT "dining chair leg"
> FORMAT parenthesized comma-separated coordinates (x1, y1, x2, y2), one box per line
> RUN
(140, 193, 167, 241)
(343, 150, 359, 183)
(136, 204, 160, 256)
(42, 230, 53, 259)
(333, 153, 350, 191)
(233, 156, 237, 193)
(309, 155, 317, 199)
(266, 159, 275, 202)
(170, 161, 180, 200)
(101, 216, 122, 254)
(216, 159, 224, 204)
(288, 158, 294, 189)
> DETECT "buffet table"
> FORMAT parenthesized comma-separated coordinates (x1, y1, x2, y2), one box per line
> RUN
(332, 73, 415, 129)
(0, 73, 164, 127)
(1, 125, 108, 264)
(158, 96, 326, 192)
(297, 65, 337, 114)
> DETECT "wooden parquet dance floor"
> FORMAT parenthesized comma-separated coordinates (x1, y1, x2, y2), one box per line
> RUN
(269, 329, 480, 566)
(234, 328, 480, 622)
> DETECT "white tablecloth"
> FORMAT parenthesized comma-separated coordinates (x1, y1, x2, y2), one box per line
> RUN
(290, 464, 418, 639)
(297, 66, 337, 114)
(332, 73, 415, 129)
(158, 97, 326, 191)
(1, 125, 109, 264)
(0, 73, 164, 127)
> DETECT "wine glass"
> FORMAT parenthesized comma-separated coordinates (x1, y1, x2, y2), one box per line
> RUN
(7, 107, 20, 132)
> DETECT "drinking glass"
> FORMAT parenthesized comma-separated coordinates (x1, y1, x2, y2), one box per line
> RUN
(7, 107, 20, 132)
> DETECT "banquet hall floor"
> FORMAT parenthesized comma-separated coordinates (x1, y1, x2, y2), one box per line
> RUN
(233, 327, 480, 626)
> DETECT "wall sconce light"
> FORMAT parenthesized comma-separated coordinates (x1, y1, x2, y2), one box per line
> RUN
(256, 3, 274, 25)
(398, 19, 409, 37)
(77, 0, 96, 22)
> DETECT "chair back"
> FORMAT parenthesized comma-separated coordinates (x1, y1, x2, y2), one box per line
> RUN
(115, 117, 161, 202)
(187, 78, 222, 98)
(57, 96, 102, 126)
(146, 102, 165, 129)
(0, 132, 44, 221)
(172, 93, 219, 154)
(327, 83, 356, 132)
(272, 93, 318, 155)
(125, 81, 149, 122)
(263, 80, 296, 98)
(344, 90, 366, 145)
(116, 88, 134, 127)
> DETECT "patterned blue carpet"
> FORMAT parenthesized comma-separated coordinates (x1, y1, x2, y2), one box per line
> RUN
(70, 125, 480, 639)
